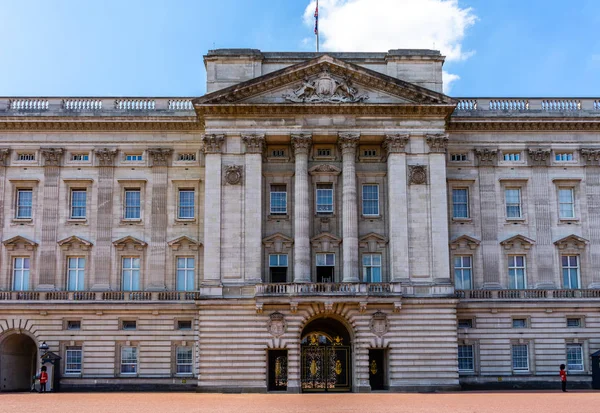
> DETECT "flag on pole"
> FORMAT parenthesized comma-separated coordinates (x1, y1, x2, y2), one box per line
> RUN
(314, 1, 319, 34)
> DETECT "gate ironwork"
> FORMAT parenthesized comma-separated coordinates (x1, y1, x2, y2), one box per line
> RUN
(301, 333, 350, 392)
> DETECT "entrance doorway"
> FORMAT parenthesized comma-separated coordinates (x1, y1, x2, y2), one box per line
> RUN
(301, 317, 351, 392)
(0, 333, 37, 391)
(368, 349, 386, 390)
(267, 350, 288, 391)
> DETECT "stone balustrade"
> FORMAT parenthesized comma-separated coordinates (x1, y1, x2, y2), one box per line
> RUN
(255, 282, 400, 296)
(0, 290, 203, 302)
(456, 289, 600, 300)
(454, 98, 600, 113)
(0, 97, 195, 114)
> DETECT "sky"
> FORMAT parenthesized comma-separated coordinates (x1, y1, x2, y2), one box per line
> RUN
(1, 0, 599, 97)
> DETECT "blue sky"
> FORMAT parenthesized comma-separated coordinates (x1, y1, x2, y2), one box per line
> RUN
(0, 0, 599, 97)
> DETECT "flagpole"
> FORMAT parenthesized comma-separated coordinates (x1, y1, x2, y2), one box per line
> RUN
(315, 0, 319, 52)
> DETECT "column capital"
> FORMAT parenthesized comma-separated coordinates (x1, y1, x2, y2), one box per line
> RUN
(425, 133, 449, 153)
(383, 134, 409, 156)
(291, 133, 312, 156)
(94, 148, 118, 167)
(202, 134, 225, 154)
(241, 134, 265, 154)
(148, 147, 173, 166)
(527, 147, 551, 166)
(40, 148, 64, 167)
(474, 148, 498, 166)
(0, 148, 10, 166)
(338, 132, 360, 154)
(581, 148, 600, 165)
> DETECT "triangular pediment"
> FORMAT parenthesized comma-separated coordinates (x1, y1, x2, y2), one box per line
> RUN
(263, 233, 294, 252)
(500, 234, 535, 250)
(194, 55, 455, 107)
(3, 235, 38, 250)
(263, 232, 294, 245)
(57, 235, 93, 251)
(554, 234, 588, 250)
(359, 233, 388, 251)
(168, 236, 201, 251)
(310, 232, 342, 253)
(450, 235, 480, 250)
(113, 236, 147, 250)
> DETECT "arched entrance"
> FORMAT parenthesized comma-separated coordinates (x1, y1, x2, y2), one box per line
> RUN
(301, 317, 352, 392)
(0, 332, 38, 391)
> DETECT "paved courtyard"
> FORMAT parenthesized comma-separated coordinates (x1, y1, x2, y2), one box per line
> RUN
(0, 391, 599, 413)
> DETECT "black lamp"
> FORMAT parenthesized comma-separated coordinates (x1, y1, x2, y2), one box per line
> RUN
(39, 341, 49, 352)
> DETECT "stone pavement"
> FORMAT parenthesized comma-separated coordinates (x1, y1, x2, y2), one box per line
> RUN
(0, 392, 598, 413)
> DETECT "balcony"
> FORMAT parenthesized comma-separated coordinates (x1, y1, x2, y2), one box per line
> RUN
(0, 291, 202, 302)
(255, 282, 401, 297)
(453, 98, 600, 117)
(456, 289, 600, 301)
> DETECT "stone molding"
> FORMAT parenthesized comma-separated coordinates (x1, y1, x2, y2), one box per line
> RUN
(2, 235, 38, 251)
(308, 164, 342, 176)
(0, 148, 10, 166)
(113, 236, 147, 251)
(580, 148, 600, 165)
(283, 68, 369, 103)
(554, 234, 588, 250)
(0, 119, 201, 132)
(450, 235, 480, 251)
(358, 233, 388, 252)
(202, 134, 225, 154)
(449, 120, 600, 132)
(425, 133, 449, 153)
(94, 148, 118, 167)
(241, 134, 266, 154)
(262, 233, 294, 253)
(310, 232, 342, 252)
(167, 236, 201, 251)
(408, 165, 427, 185)
(383, 134, 410, 156)
(148, 148, 173, 166)
(57, 235, 93, 251)
(528, 148, 551, 166)
(224, 165, 243, 185)
(500, 234, 535, 251)
(41, 148, 63, 166)
(291, 134, 312, 156)
(474, 148, 498, 166)
(337, 132, 360, 154)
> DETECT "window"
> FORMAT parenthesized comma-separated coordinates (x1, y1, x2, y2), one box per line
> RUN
(316, 253, 335, 266)
(269, 254, 288, 283)
(177, 320, 192, 330)
(362, 254, 382, 282)
(512, 318, 527, 328)
(122, 257, 140, 291)
(67, 257, 85, 291)
(120, 346, 138, 374)
(65, 346, 82, 374)
(17, 153, 35, 161)
(566, 344, 584, 371)
(452, 188, 469, 219)
(176, 346, 193, 374)
(13, 257, 30, 291)
(270, 185, 287, 215)
(363, 149, 378, 157)
(454, 256, 472, 290)
(458, 344, 474, 372)
(16, 189, 33, 219)
(316, 184, 333, 214)
(316, 253, 335, 283)
(512, 344, 529, 371)
(555, 152, 574, 162)
(317, 148, 331, 157)
(503, 152, 521, 161)
(177, 153, 196, 161)
(121, 320, 137, 330)
(66, 320, 81, 330)
(70, 153, 89, 161)
(362, 185, 379, 216)
(457, 319, 473, 329)
(70, 189, 87, 219)
(505, 188, 522, 218)
(451, 153, 468, 162)
(508, 255, 526, 289)
(558, 188, 575, 219)
(124, 189, 141, 219)
(561, 255, 580, 289)
(178, 189, 195, 219)
(567, 318, 582, 328)
(125, 154, 143, 161)
(271, 149, 285, 158)
(176, 257, 195, 291)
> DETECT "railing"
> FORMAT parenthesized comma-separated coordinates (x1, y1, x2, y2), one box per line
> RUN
(63, 99, 103, 111)
(0, 97, 195, 114)
(454, 98, 600, 113)
(9, 99, 49, 111)
(456, 289, 600, 300)
(256, 282, 398, 296)
(0, 290, 203, 302)
(114, 99, 155, 110)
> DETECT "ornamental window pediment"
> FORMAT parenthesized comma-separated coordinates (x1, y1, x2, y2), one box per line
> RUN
(308, 164, 341, 176)
(554, 234, 588, 251)
(311, 232, 342, 252)
(500, 234, 535, 251)
(359, 233, 388, 252)
(2, 235, 38, 251)
(450, 235, 480, 251)
(263, 233, 294, 253)
(113, 236, 147, 251)
(167, 236, 201, 251)
(57, 235, 93, 251)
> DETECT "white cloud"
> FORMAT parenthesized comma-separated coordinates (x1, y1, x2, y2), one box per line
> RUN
(303, 0, 477, 91)
(442, 71, 460, 94)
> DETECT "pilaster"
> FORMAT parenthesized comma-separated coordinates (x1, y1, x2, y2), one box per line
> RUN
(338, 132, 360, 282)
(581, 148, 600, 287)
(291, 133, 312, 283)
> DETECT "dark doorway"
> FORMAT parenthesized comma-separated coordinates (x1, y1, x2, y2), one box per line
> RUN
(0, 333, 37, 391)
(267, 350, 288, 391)
(369, 349, 386, 390)
(270, 267, 287, 283)
(316, 266, 334, 283)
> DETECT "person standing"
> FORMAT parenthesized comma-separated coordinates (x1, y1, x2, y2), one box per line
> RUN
(559, 363, 567, 392)
(39, 366, 48, 393)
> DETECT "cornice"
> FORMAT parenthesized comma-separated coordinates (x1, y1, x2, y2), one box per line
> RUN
(449, 120, 600, 132)
(0, 117, 201, 132)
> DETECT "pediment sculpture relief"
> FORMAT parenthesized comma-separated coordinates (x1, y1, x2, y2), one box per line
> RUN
(284, 69, 368, 103)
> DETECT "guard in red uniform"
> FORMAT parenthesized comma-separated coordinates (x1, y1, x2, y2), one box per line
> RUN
(559, 363, 567, 392)
(39, 366, 48, 393)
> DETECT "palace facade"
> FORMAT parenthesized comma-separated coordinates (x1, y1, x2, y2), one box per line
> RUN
(0, 49, 599, 392)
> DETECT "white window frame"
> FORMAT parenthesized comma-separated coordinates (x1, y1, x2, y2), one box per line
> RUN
(458, 344, 474, 372)
(13, 257, 30, 291)
(316, 183, 334, 214)
(70, 188, 87, 219)
(122, 257, 140, 291)
(176, 256, 195, 292)
(454, 255, 473, 290)
(512, 318, 528, 328)
(561, 255, 580, 289)
(508, 255, 527, 289)
(177, 153, 196, 162)
(555, 152, 574, 162)
(66, 257, 85, 291)
(505, 188, 522, 219)
(503, 152, 521, 162)
(270, 185, 287, 215)
(16, 188, 33, 219)
(566, 317, 582, 328)
(450, 153, 468, 162)
(124, 154, 143, 161)
(120, 346, 138, 375)
(70, 153, 89, 162)
(316, 253, 335, 267)
(123, 188, 141, 220)
(566, 343, 584, 372)
(176, 346, 193, 375)
(512, 344, 529, 371)
(558, 187, 575, 219)
(362, 184, 379, 216)
(16, 153, 36, 162)
(177, 189, 195, 219)
(362, 253, 382, 283)
(65, 346, 83, 374)
(452, 188, 469, 219)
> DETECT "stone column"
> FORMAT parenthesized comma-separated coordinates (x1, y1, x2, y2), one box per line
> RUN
(338, 132, 360, 282)
(92, 148, 117, 290)
(202, 134, 224, 285)
(475, 149, 501, 289)
(528, 148, 554, 288)
(147, 148, 172, 291)
(291, 134, 312, 283)
(38, 148, 63, 290)
(242, 134, 265, 283)
(0, 149, 9, 290)
(581, 149, 600, 287)
(426, 134, 451, 283)
(383, 134, 410, 282)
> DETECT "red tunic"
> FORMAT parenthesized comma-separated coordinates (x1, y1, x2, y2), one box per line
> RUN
(40, 371, 48, 384)
(560, 370, 567, 382)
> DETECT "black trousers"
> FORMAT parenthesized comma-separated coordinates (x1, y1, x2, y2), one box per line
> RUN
(40, 383, 46, 392)
(561, 380, 567, 392)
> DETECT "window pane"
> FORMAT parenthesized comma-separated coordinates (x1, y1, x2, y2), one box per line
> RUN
(17, 190, 33, 218)
(71, 190, 87, 218)
(458, 345, 474, 371)
(269, 255, 278, 267)
(566, 344, 583, 371)
(362, 185, 379, 215)
(178, 190, 195, 218)
(125, 190, 141, 219)
(270, 186, 287, 214)
(512, 344, 529, 370)
(316, 185, 333, 213)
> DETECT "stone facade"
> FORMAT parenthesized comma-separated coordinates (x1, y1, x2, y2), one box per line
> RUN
(0, 49, 599, 392)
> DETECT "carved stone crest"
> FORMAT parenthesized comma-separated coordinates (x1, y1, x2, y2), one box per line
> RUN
(474, 148, 498, 166)
(94, 148, 118, 167)
(148, 147, 172, 166)
(41, 148, 64, 166)
(408, 165, 427, 185)
(284, 69, 368, 103)
(224, 165, 243, 185)
(426, 134, 449, 153)
(581, 148, 600, 165)
(528, 148, 551, 166)
(369, 311, 389, 337)
(202, 134, 225, 154)
(383, 134, 410, 155)
(267, 312, 286, 337)
(241, 134, 265, 154)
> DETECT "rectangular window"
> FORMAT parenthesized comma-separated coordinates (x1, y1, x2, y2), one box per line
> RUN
(362, 254, 382, 283)
(362, 185, 379, 216)
(508, 255, 527, 289)
(177, 153, 196, 161)
(452, 188, 469, 219)
(512, 344, 529, 371)
(451, 153, 468, 162)
(177, 320, 192, 330)
(316, 184, 333, 214)
(66, 320, 81, 330)
(176, 346, 193, 374)
(125, 154, 143, 161)
(558, 188, 575, 219)
(270, 185, 287, 215)
(124, 189, 141, 219)
(67, 257, 85, 291)
(271, 149, 286, 158)
(316, 253, 335, 267)
(176, 257, 195, 291)
(16, 189, 33, 219)
(122, 257, 140, 291)
(503, 152, 521, 161)
(458, 319, 473, 329)
(458, 344, 474, 372)
(121, 320, 137, 330)
(363, 149, 378, 157)
(65, 346, 82, 374)
(17, 153, 35, 161)
(70, 189, 87, 219)
(120, 346, 138, 374)
(567, 318, 581, 328)
(269, 254, 288, 283)
(71, 153, 89, 161)
(566, 344, 584, 371)
(317, 148, 331, 157)
(512, 318, 527, 328)
(555, 152, 574, 162)
(505, 188, 522, 218)
(454, 256, 472, 290)
(13, 257, 30, 291)
(316, 253, 335, 283)
(178, 189, 195, 219)
(562, 255, 580, 289)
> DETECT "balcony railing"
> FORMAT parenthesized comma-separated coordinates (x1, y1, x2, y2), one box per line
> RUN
(0, 291, 203, 302)
(0, 97, 195, 114)
(255, 282, 400, 296)
(456, 289, 600, 300)
(453, 98, 600, 113)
